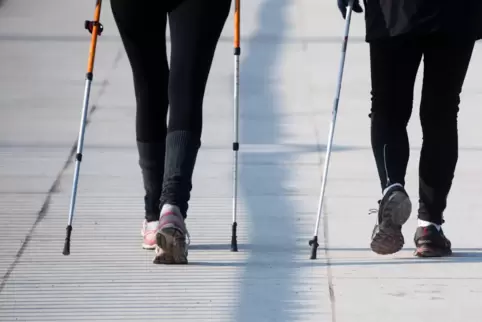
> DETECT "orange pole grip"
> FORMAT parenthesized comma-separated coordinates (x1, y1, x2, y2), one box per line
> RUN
(86, 0, 102, 74)
(234, 0, 240, 49)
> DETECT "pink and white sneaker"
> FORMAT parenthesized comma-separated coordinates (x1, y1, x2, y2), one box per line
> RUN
(153, 204, 190, 264)
(141, 220, 159, 250)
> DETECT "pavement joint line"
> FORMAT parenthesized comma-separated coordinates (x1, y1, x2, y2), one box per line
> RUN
(0, 47, 124, 293)
(313, 120, 337, 322)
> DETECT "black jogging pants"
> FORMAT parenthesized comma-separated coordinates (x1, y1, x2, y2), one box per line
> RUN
(110, 0, 231, 141)
(369, 33, 475, 224)
(110, 0, 231, 219)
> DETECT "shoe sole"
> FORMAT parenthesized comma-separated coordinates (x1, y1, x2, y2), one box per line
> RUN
(414, 245, 452, 258)
(370, 191, 412, 255)
(142, 243, 156, 250)
(153, 226, 188, 264)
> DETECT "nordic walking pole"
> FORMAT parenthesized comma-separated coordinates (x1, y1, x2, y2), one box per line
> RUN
(309, 0, 355, 259)
(231, 0, 241, 252)
(63, 0, 104, 256)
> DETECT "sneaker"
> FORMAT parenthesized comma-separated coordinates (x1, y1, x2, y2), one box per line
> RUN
(141, 220, 159, 250)
(153, 204, 190, 264)
(414, 225, 452, 257)
(370, 183, 412, 255)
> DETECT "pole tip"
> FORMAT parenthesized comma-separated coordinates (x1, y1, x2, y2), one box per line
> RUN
(309, 236, 319, 260)
(62, 242, 70, 256)
(63, 225, 72, 256)
(231, 222, 238, 252)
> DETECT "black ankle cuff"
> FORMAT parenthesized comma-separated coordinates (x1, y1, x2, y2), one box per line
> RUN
(160, 131, 201, 217)
(138, 141, 165, 219)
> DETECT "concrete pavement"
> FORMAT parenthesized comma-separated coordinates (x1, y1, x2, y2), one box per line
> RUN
(1, 0, 482, 321)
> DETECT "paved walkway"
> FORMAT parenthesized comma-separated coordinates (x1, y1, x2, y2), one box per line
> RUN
(1, 1, 481, 321)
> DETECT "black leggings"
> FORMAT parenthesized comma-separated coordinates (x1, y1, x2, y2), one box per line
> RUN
(111, 0, 231, 141)
(369, 33, 475, 224)
(111, 0, 231, 219)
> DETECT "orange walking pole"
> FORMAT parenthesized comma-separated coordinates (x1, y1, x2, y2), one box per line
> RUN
(231, 0, 241, 252)
(63, 0, 104, 256)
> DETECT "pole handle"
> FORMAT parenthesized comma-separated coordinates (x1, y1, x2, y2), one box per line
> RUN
(234, 0, 240, 49)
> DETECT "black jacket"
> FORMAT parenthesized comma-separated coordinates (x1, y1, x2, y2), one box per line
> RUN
(363, 0, 482, 42)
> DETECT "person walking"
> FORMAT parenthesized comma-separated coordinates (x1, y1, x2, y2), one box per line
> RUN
(110, 0, 231, 264)
(337, 0, 482, 257)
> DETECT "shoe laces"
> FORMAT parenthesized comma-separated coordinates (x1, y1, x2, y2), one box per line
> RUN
(368, 199, 381, 216)
(185, 230, 191, 246)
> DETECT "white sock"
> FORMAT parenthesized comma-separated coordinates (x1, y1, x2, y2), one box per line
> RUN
(383, 183, 403, 196)
(146, 221, 159, 229)
(418, 219, 441, 231)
